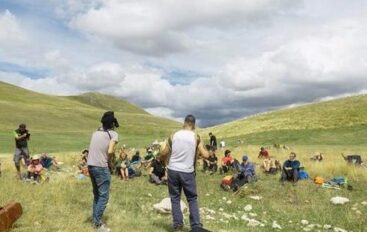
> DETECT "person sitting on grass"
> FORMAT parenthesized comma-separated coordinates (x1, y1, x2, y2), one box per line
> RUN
(142, 147, 155, 167)
(232, 155, 256, 191)
(281, 152, 300, 183)
(149, 156, 167, 185)
(310, 152, 323, 162)
(258, 147, 270, 159)
(219, 150, 234, 174)
(115, 148, 130, 181)
(130, 150, 142, 169)
(78, 149, 89, 176)
(263, 158, 281, 175)
(203, 146, 218, 174)
(27, 155, 43, 182)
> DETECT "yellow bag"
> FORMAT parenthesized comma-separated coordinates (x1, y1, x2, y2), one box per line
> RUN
(314, 176, 324, 185)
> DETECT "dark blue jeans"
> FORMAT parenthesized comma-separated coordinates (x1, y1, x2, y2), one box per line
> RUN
(168, 169, 202, 230)
(88, 166, 111, 227)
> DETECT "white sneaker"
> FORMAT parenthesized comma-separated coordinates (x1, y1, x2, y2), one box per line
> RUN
(96, 224, 111, 232)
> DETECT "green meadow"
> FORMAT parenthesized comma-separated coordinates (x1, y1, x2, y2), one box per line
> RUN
(1, 82, 367, 231)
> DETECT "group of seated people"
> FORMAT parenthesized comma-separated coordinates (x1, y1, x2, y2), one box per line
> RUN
(213, 146, 305, 191)
(111, 145, 167, 185)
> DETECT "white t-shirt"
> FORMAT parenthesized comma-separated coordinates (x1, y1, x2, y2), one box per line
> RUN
(87, 129, 118, 167)
(168, 130, 197, 173)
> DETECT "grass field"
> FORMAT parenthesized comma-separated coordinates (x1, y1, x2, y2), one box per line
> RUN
(1, 145, 367, 232)
(1, 81, 367, 231)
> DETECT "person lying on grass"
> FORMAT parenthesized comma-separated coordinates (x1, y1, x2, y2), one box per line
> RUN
(40, 153, 59, 170)
(149, 156, 167, 185)
(115, 148, 130, 181)
(27, 155, 43, 182)
(202, 146, 218, 175)
(232, 155, 257, 191)
(281, 152, 301, 183)
(219, 149, 234, 174)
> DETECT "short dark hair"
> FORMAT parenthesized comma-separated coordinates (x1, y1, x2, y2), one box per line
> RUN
(209, 132, 212, 136)
(101, 111, 119, 130)
(19, 123, 26, 129)
(225, 149, 231, 156)
(184, 114, 196, 125)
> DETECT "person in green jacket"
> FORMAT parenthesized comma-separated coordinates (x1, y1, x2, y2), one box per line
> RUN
(13, 123, 31, 179)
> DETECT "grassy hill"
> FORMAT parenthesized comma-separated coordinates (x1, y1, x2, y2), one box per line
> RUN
(204, 95, 367, 146)
(0, 81, 180, 153)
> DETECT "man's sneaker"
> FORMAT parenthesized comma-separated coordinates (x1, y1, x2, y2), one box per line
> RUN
(174, 226, 184, 232)
(96, 224, 111, 232)
(189, 227, 212, 232)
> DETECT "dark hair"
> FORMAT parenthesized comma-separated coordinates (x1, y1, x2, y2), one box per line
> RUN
(184, 114, 196, 125)
(209, 132, 212, 136)
(290, 152, 296, 157)
(82, 149, 89, 154)
(225, 149, 231, 156)
(101, 111, 119, 130)
(19, 123, 26, 129)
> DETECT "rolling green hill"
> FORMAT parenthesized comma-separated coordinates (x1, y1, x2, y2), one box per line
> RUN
(205, 95, 367, 145)
(0, 81, 180, 153)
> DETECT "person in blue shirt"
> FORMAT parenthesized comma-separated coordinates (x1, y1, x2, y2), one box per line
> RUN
(232, 155, 256, 191)
(281, 152, 300, 183)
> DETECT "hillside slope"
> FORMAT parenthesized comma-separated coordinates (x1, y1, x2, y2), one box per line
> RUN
(205, 95, 367, 145)
(0, 81, 180, 152)
(65, 92, 148, 115)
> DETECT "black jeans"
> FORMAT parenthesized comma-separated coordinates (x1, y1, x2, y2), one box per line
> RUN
(168, 169, 202, 230)
(281, 168, 299, 182)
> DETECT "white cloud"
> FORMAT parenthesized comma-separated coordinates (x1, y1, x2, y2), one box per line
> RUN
(0, 10, 25, 44)
(70, 0, 296, 56)
(1, 1, 367, 126)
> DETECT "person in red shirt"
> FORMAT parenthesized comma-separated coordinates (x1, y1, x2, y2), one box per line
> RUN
(258, 147, 270, 159)
(219, 150, 234, 174)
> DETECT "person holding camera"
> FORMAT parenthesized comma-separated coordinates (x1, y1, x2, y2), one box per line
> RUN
(13, 123, 31, 179)
(87, 111, 119, 232)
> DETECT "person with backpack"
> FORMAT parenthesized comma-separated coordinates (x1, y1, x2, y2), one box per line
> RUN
(87, 111, 119, 232)
(13, 123, 31, 179)
(160, 115, 211, 232)
(281, 152, 301, 183)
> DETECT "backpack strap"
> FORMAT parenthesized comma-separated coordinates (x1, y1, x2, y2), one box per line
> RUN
(97, 128, 112, 140)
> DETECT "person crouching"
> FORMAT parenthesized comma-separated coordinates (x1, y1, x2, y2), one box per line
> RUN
(27, 155, 43, 182)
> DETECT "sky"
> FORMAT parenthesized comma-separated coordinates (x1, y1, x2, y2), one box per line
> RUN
(0, 0, 367, 126)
